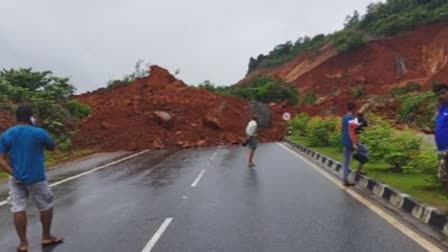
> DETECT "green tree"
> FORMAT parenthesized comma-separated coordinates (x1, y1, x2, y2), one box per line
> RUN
(0, 68, 91, 150)
(0, 68, 75, 102)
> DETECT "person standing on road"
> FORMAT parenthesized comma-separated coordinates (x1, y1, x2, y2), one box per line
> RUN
(245, 115, 258, 167)
(0, 105, 63, 252)
(424, 83, 448, 188)
(341, 103, 360, 187)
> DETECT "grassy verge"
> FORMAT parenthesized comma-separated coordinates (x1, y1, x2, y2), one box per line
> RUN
(45, 149, 95, 168)
(0, 149, 95, 180)
(289, 135, 448, 211)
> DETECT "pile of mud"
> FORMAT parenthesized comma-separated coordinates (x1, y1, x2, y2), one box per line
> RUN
(73, 66, 287, 151)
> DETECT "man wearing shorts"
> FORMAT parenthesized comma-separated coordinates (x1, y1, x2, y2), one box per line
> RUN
(0, 105, 63, 252)
(245, 115, 258, 167)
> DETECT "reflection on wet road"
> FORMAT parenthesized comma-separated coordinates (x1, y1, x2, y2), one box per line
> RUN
(0, 144, 432, 251)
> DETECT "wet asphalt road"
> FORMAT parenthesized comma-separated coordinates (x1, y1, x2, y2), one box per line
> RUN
(0, 143, 429, 252)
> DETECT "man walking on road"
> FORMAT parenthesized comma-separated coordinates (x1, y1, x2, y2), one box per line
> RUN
(425, 83, 448, 188)
(245, 115, 258, 167)
(341, 103, 361, 186)
(0, 105, 63, 252)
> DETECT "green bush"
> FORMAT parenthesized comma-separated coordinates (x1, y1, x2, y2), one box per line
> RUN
(329, 131, 343, 148)
(405, 150, 438, 174)
(392, 82, 421, 97)
(332, 29, 368, 53)
(398, 92, 437, 128)
(307, 117, 338, 147)
(361, 118, 422, 172)
(352, 84, 366, 98)
(360, 119, 394, 160)
(289, 113, 310, 136)
(302, 92, 317, 104)
(57, 136, 73, 151)
(382, 130, 422, 172)
(66, 100, 91, 120)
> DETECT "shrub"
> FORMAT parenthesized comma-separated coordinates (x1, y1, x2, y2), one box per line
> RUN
(332, 29, 367, 53)
(57, 137, 73, 151)
(307, 117, 338, 147)
(352, 84, 366, 98)
(382, 130, 422, 172)
(404, 150, 438, 174)
(361, 118, 422, 171)
(391, 82, 421, 97)
(289, 113, 310, 136)
(398, 92, 437, 128)
(66, 100, 91, 120)
(302, 92, 317, 104)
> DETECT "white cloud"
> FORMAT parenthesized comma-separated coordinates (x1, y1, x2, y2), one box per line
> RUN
(0, 0, 380, 93)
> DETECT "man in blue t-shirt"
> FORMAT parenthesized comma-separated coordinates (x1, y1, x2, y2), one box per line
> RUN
(0, 105, 63, 252)
(425, 83, 448, 188)
(341, 103, 360, 187)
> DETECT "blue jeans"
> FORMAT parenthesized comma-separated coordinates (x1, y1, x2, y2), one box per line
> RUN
(343, 143, 369, 181)
(343, 146, 353, 182)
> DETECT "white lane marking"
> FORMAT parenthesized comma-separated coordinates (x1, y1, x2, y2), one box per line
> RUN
(191, 169, 206, 188)
(49, 150, 149, 187)
(141, 218, 173, 252)
(1, 150, 150, 207)
(277, 143, 443, 252)
(210, 151, 217, 161)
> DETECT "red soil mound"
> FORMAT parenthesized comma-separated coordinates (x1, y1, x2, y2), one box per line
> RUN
(74, 66, 286, 151)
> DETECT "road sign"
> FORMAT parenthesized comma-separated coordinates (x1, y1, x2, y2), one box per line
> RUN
(282, 112, 291, 121)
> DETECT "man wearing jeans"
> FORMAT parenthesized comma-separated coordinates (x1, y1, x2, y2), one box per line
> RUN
(425, 83, 448, 188)
(0, 105, 63, 252)
(341, 103, 359, 187)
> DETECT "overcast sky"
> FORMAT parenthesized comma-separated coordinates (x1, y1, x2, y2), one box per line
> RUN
(0, 0, 381, 93)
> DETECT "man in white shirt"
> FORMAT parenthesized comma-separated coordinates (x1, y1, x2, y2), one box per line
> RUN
(244, 115, 258, 167)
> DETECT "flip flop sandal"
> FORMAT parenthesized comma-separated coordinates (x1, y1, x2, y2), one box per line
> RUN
(42, 237, 64, 247)
(16, 247, 27, 252)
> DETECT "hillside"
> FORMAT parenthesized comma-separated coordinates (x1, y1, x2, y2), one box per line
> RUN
(240, 22, 448, 115)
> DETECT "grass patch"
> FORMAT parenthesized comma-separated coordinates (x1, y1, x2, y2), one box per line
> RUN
(45, 149, 94, 168)
(0, 171, 8, 179)
(289, 136, 448, 211)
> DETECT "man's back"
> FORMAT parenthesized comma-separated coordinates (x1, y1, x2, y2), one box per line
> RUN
(0, 125, 54, 184)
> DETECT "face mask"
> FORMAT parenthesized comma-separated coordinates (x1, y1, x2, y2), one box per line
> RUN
(30, 116, 36, 126)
